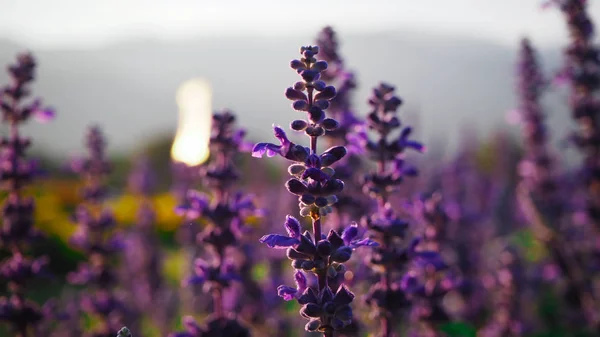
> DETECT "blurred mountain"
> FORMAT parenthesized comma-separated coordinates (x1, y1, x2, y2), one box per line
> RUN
(0, 31, 573, 158)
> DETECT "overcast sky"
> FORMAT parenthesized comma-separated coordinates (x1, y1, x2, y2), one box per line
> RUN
(2, 0, 599, 49)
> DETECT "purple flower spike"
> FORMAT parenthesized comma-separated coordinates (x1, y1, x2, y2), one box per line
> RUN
(171, 109, 257, 337)
(253, 42, 364, 336)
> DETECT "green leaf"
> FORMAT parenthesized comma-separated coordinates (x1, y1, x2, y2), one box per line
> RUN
(440, 322, 476, 337)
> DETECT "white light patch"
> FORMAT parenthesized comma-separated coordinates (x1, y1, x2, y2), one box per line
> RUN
(171, 78, 212, 166)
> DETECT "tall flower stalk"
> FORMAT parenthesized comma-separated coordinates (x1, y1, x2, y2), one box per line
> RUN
(548, 0, 600, 229)
(350, 83, 428, 337)
(516, 33, 600, 329)
(0, 53, 55, 337)
(123, 157, 167, 333)
(406, 194, 455, 337)
(68, 126, 127, 337)
(515, 39, 557, 206)
(172, 110, 260, 337)
(253, 45, 377, 337)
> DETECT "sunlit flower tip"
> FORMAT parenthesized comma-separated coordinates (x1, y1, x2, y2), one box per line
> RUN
(320, 146, 347, 166)
(322, 118, 339, 131)
(300, 303, 323, 318)
(300, 207, 311, 217)
(285, 215, 302, 238)
(291, 119, 308, 131)
(259, 234, 300, 249)
(314, 86, 336, 101)
(300, 69, 320, 82)
(251, 142, 277, 158)
(277, 285, 298, 301)
(286, 179, 308, 195)
(288, 164, 306, 175)
(290, 59, 305, 70)
(293, 100, 309, 111)
(273, 125, 290, 143)
(285, 87, 308, 101)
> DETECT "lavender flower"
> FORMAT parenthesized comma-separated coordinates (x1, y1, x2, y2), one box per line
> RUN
(254, 45, 377, 337)
(68, 126, 127, 337)
(0, 52, 55, 337)
(515, 39, 560, 210)
(549, 0, 600, 226)
(543, 1, 600, 330)
(171, 110, 259, 337)
(122, 156, 166, 333)
(353, 83, 434, 337)
(405, 193, 458, 337)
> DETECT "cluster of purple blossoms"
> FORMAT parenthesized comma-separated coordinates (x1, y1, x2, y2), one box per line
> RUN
(253, 46, 377, 337)
(0, 53, 55, 337)
(172, 110, 260, 337)
(350, 83, 442, 337)
(68, 126, 128, 337)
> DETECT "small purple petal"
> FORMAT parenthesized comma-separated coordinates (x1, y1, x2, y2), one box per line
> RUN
(349, 238, 379, 248)
(259, 234, 300, 249)
(284, 215, 302, 239)
(341, 223, 359, 246)
(295, 270, 307, 293)
(277, 285, 298, 301)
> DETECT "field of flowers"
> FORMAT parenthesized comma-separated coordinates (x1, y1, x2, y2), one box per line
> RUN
(1, 1, 600, 337)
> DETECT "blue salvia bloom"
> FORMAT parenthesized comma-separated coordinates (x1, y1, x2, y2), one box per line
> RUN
(171, 110, 258, 337)
(254, 46, 377, 337)
(67, 126, 128, 337)
(0, 52, 55, 337)
(352, 83, 433, 337)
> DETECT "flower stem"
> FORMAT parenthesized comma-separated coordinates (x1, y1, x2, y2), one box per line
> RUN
(312, 216, 327, 292)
